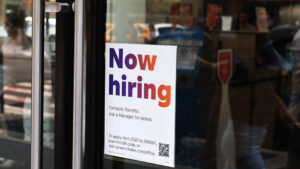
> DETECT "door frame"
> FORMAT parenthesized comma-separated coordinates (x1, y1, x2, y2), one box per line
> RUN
(84, 0, 106, 168)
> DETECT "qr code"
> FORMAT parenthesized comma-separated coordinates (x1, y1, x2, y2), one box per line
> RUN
(159, 143, 169, 157)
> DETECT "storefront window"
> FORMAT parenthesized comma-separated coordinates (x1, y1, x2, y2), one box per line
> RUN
(104, 0, 300, 169)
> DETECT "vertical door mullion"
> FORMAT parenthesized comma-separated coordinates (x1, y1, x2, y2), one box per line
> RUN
(73, 0, 85, 169)
(31, 0, 45, 169)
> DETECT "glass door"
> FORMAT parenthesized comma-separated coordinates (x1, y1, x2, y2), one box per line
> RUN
(84, 0, 300, 169)
(31, 0, 75, 169)
(0, 0, 75, 169)
(0, 0, 57, 168)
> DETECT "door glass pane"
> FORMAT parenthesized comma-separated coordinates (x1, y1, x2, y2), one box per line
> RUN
(0, 0, 32, 168)
(0, 1, 55, 169)
(43, 1, 55, 168)
(43, 1, 56, 148)
(104, 0, 300, 169)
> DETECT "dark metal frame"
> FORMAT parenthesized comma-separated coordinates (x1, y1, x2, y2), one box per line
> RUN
(84, 0, 106, 168)
(54, 1, 74, 169)
(54, 0, 107, 168)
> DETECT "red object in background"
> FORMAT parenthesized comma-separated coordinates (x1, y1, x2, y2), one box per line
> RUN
(182, 3, 194, 28)
(171, 3, 181, 15)
(206, 4, 218, 29)
(171, 3, 181, 27)
(217, 49, 233, 84)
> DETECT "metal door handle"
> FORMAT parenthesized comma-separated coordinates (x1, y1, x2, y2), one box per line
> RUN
(73, 0, 85, 169)
(32, 0, 84, 169)
(31, 0, 44, 169)
(45, 2, 72, 13)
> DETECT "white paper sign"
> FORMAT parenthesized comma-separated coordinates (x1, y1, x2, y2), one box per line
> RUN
(104, 43, 177, 167)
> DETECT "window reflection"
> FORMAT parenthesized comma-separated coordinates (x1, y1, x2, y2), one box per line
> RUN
(0, 1, 55, 167)
(0, 1, 55, 146)
(1, 9, 31, 139)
